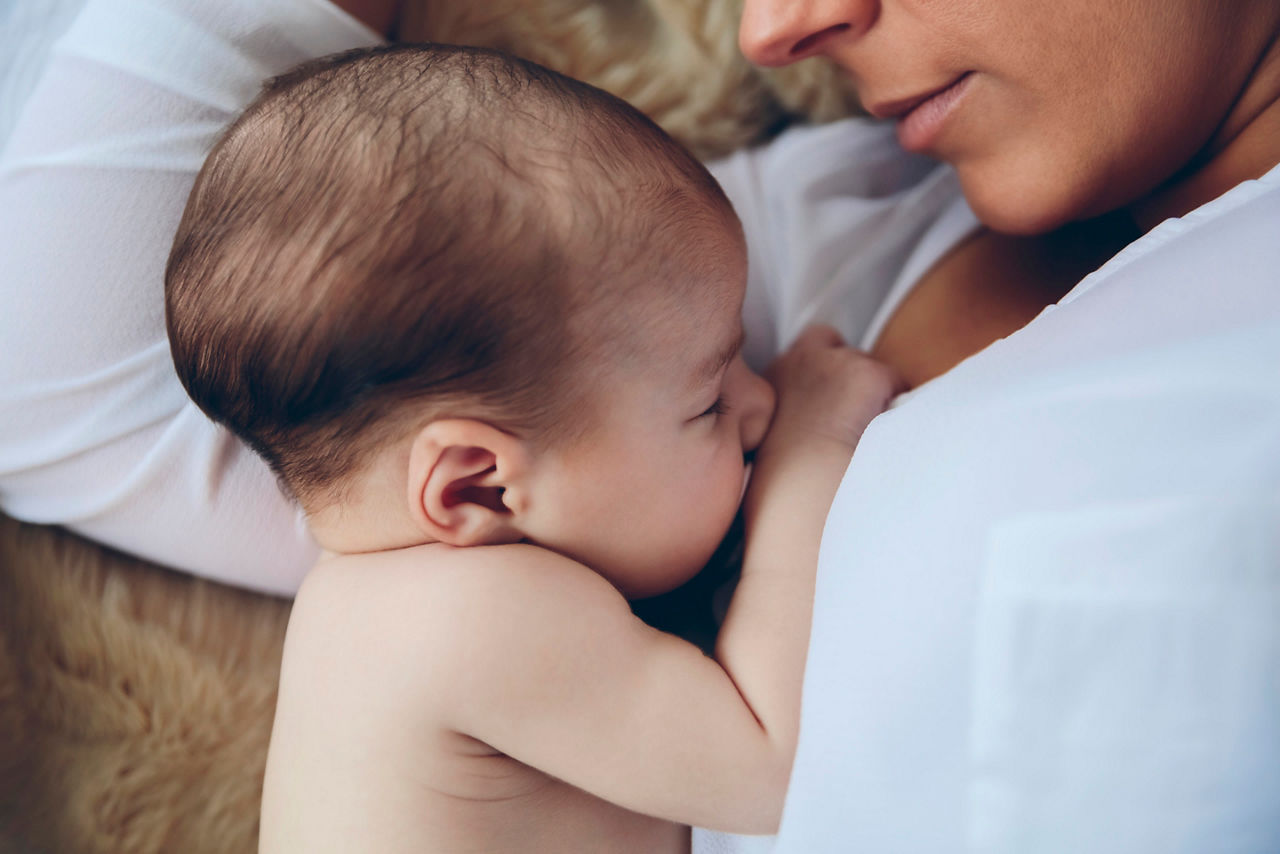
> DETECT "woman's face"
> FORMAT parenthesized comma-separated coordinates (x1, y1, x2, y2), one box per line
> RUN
(739, 0, 1269, 233)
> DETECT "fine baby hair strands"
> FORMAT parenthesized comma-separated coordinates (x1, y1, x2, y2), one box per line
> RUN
(165, 43, 730, 511)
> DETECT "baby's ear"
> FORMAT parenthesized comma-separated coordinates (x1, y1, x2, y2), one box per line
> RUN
(406, 420, 531, 547)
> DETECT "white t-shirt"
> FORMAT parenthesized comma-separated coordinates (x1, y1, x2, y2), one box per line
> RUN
(703, 152, 1280, 851)
(0, 0, 380, 593)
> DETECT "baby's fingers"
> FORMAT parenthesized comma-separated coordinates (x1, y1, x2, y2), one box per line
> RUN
(791, 324, 844, 351)
(766, 325, 845, 385)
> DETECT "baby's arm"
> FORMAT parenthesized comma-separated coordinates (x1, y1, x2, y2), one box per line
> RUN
(269, 543, 805, 841)
(427, 329, 893, 831)
(716, 325, 900, 788)
(264, 332, 895, 842)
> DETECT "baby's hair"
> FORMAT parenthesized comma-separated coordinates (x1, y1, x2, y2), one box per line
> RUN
(166, 43, 732, 510)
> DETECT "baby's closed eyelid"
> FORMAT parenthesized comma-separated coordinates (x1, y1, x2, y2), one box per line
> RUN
(698, 396, 729, 418)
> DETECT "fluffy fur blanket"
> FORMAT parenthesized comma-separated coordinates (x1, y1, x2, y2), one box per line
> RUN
(0, 3, 855, 851)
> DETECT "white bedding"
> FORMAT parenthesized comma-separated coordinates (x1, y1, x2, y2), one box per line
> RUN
(0, 0, 88, 153)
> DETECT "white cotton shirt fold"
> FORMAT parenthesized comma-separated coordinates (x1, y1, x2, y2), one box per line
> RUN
(771, 163, 1280, 853)
(0, 0, 380, 593)
(699, 127, 1280, 853)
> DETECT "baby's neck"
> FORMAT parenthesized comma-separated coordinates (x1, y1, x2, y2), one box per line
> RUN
(307, 494, 437, 558)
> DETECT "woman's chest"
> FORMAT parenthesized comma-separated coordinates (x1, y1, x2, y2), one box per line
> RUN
(871, 218, 1133, 388)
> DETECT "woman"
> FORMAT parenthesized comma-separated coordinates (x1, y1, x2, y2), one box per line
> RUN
(705, 1, 1278, 851)
(2, 0, 1275, 849)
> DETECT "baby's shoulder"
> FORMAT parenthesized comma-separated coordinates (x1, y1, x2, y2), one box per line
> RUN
(300, 542, 611, 608)
(290, 543, 627, 670)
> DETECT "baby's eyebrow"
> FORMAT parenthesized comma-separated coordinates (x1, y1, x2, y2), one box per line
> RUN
(691, 326, 745, 390)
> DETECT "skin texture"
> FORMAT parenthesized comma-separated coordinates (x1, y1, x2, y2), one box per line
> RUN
(311, 217, 776, 598)
(734, 0, 1280, 386)
(263, 203, 898, 850)
(505, 223, 775, 599)
(272, 4, 1277, 848)
(870, 212, 1137, 388)
(738, 0, 1280, 234)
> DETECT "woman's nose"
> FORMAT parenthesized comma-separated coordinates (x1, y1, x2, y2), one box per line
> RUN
(739, 367, 777, 454)
(738, 0, 878, 68)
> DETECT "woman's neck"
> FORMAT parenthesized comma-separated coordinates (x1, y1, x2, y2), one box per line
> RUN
(1132, 27, 1280, 231)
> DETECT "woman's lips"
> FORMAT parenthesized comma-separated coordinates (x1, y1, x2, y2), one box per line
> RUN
(868, 72, 974, 153)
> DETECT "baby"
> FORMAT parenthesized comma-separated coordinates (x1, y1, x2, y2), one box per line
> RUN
(165, 44, 896, 852)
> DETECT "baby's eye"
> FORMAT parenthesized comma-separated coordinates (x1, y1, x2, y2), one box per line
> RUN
(698, 396, 728, 419)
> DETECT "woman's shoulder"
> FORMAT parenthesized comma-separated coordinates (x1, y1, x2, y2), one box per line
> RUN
(1061, 161, 1280, 308)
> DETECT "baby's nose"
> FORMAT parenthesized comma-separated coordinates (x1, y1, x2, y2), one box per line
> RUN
(740, 368, 776, 453)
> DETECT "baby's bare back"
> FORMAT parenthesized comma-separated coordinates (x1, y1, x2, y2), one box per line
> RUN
(400, 744, 688, 853)
(259, 546, 689, 853)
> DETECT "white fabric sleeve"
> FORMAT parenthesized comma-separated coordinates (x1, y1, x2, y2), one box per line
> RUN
(0, 0, 379, 594)
(0, 0, 88, 148)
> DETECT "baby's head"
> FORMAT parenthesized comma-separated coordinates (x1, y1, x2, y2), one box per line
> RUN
(167, 44, 773, 598)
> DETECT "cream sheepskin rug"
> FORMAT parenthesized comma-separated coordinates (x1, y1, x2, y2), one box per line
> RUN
(1, 515, 288, 853)
(0, 2, 857, 851)
(397, 0, 858, 160)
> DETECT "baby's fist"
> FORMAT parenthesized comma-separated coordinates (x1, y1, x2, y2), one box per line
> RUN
(765, 326, 902, 451)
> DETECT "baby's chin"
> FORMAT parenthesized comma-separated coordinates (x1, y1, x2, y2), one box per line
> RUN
(618, 555, 712, 601)
(600, 464, 753, 601)
(622, 467, 753, 602)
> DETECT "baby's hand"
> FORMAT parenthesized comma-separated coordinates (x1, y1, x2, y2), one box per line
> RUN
(763, 325, 902, 453)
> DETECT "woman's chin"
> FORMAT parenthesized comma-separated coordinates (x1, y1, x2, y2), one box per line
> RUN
(963, 183, 1080, 236)
(956, 155, 1115, 235)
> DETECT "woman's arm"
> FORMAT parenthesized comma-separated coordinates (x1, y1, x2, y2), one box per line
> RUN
(0, 0, 380, 592)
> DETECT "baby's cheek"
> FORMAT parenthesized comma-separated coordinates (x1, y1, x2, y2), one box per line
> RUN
(705, 456, 747, 532)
